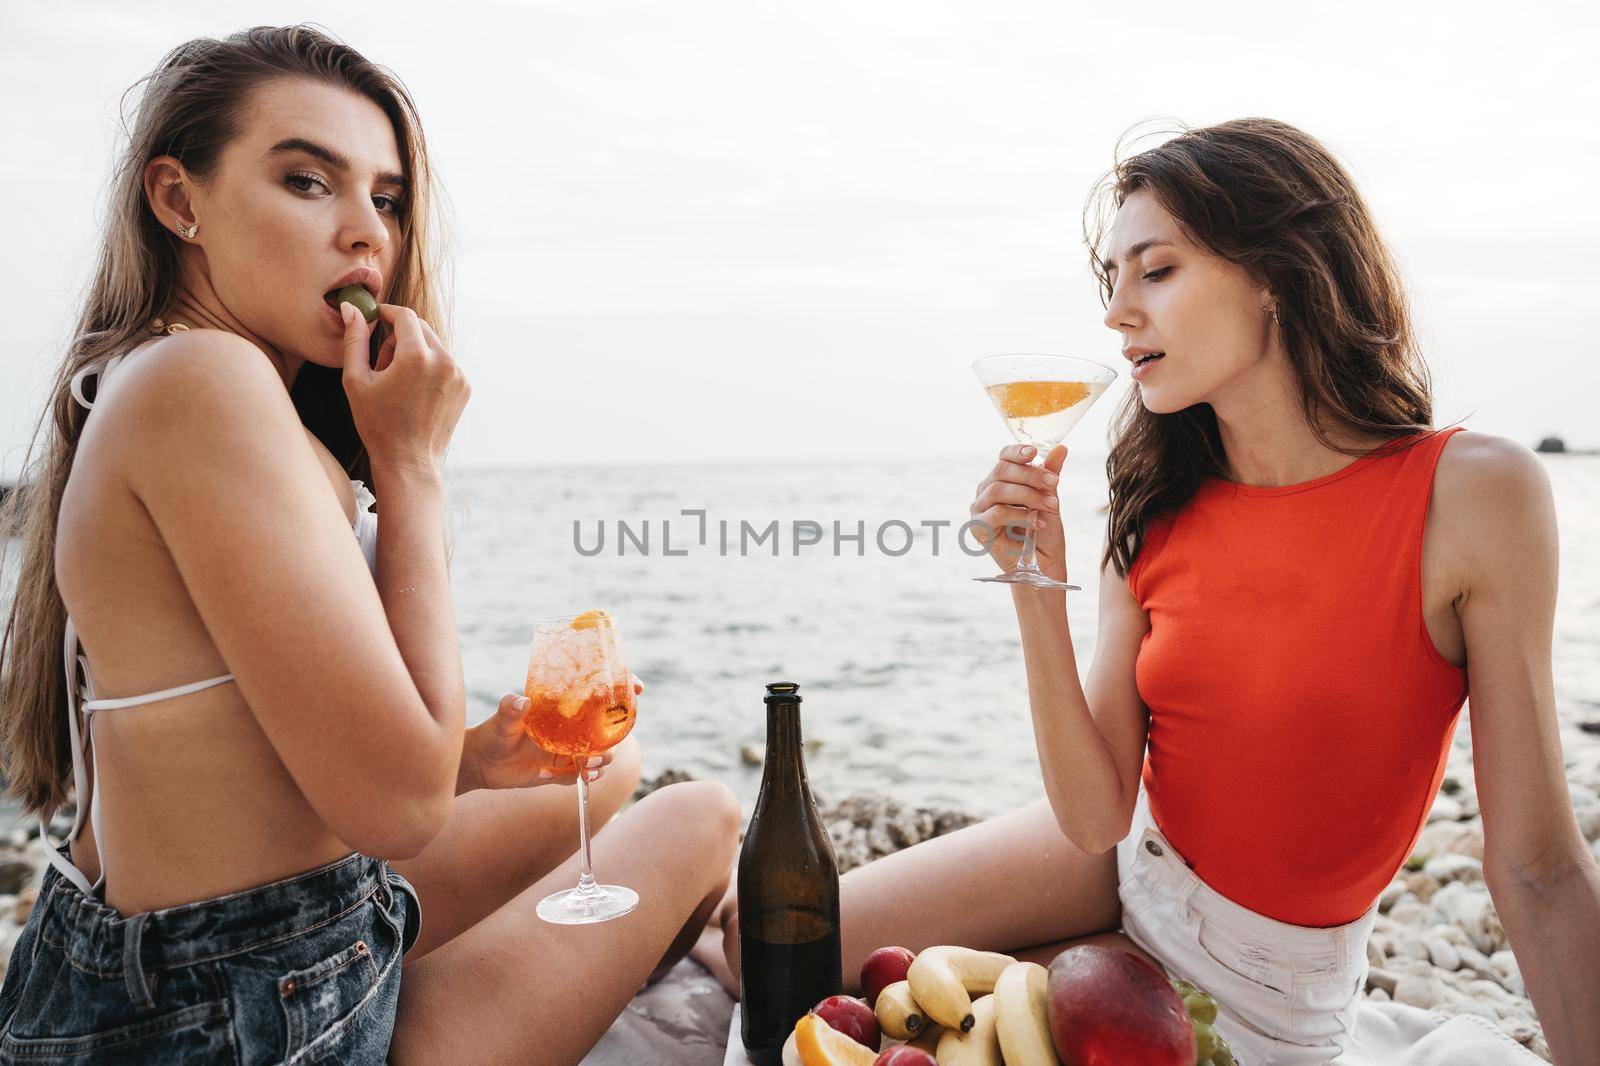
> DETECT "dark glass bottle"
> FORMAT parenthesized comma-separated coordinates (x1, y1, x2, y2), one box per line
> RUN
(738, 682, 842, 1066)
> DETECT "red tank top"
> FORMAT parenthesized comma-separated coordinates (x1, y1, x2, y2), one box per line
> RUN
(1129, 426, 1468, 927)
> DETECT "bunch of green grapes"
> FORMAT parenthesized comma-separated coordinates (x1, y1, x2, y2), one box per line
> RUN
(1171, 978, 1236, 1066)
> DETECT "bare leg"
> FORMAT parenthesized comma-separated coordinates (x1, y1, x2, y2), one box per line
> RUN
(649, 867, 729, 984)
(391, 735, 642, 959)
(703, 796, 1124, 996)
(391, 780, 741, 1066)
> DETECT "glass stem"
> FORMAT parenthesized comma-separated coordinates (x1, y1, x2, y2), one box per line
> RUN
(1018, 515, 1041, 573)
(574, 761, 597, 897)
(1017, 457, 1043, 573)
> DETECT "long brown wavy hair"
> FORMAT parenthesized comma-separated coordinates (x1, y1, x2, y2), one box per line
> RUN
(0, 26, 450, 816)
(1087, 118, 1439, 579)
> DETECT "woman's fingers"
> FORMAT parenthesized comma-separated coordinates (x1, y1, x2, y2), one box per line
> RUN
(339, 303, 373, 383)
(974, 479, 1058, 514)
(541, 753, 611, 783)
(373, 303, 431, 364)
(362, 304, 443, 373)
(571, 749, 616, 782)
(964, 442, 1069, 572)
(980, 457, 1060, 494)
(415, 315, 448, 354)
(491, 692, 529, 732)
(374, 332, 397, 372)
(971, 505, 1035, 542)
(494, 688, 619, 785)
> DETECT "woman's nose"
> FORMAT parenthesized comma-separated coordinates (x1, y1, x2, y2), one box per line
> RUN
(1103, 284, 1138, 333)
(342, 202, 389, 255)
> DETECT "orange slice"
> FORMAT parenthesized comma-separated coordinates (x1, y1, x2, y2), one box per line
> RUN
(988, 380, 1091, 418)
(794, 1012, 877, 1066)
(570, 609, 613, 630)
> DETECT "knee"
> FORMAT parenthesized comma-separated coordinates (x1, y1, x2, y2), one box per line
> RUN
(647, 779, 741, 861)
(695, 781, 743, 878)
(689, 780, 743, 845)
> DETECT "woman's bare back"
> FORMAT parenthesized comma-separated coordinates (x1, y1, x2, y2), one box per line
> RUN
(55, 341, 363, 914)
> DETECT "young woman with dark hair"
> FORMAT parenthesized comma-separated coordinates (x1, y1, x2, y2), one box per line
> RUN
(707, 119, 1597, 1065)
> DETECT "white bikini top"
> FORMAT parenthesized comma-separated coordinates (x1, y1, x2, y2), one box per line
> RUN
(42, 345, 379, 899)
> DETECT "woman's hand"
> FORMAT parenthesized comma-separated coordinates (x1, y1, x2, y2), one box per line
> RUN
(968, 443, 1069, 582)
(340, 301, 470, 478)
(457, 676, 644, 793)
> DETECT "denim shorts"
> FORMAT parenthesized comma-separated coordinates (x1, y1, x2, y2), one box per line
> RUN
(1116, 784, 1540, 1066)
(0, 848, 420, 1065)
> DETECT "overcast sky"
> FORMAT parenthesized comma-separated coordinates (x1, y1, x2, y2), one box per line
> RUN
(3, 0, 1597, 477)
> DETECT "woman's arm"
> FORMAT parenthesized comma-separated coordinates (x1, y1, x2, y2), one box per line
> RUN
(970, 443, 1151, 854)
(370, 458, 463, 751)
(1444, 434, 1600, 1066)
(124, 329, 464, 858)
(1010, 554, 1151, 855)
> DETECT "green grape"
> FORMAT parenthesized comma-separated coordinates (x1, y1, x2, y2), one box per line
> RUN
(1184, 991, 1219, 1025)
(1193, 1021, 1219, 1061)
(335, 284, 379, 323)
(1212, 1038, 1235, 1066)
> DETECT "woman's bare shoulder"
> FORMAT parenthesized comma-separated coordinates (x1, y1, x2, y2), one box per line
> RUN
(1433, 430, 1550, 504)
(108, 329, 288, 412)
(1431, 430, 1556, 584)
(98, 331, 301, 445)
(93, 330, 313, 490)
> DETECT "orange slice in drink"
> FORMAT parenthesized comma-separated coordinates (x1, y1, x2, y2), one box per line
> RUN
(570, 609, 613, 630)
(988, 380, 1091, 418)
(794, 1012, 877, 1066)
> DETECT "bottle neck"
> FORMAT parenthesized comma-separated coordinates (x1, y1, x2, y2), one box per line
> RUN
(762, 700, 807, 791)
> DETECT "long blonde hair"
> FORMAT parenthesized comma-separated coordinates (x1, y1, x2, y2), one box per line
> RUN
(0, 25, 450, 816)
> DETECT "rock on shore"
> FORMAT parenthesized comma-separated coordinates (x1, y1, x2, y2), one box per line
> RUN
(631, 769, 982, 874)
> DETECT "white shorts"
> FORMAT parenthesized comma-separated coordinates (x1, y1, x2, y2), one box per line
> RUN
(1116, 785, 1542, 1066)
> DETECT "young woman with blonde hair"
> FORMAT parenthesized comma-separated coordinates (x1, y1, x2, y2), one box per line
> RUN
(0, 25, 738, 1064)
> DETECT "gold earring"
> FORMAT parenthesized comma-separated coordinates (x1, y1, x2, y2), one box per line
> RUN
(177, 221, 199, 240)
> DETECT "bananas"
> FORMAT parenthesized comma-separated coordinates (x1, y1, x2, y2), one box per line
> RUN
(935, 994, 1002, 1066)
(875, 981, 927, 1040)
(992, 963, 1059, 1066)
(796, 945, 1234, 1066)
(906, 946, 1017, 1032)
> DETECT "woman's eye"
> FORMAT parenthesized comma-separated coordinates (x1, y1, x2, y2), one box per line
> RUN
(1143, 266, 1173, 282)
(285, 172, 328, 195)
(373, 194, 403, 216)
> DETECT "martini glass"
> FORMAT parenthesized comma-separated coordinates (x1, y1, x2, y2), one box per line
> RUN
(972, 354, 1117, 591)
